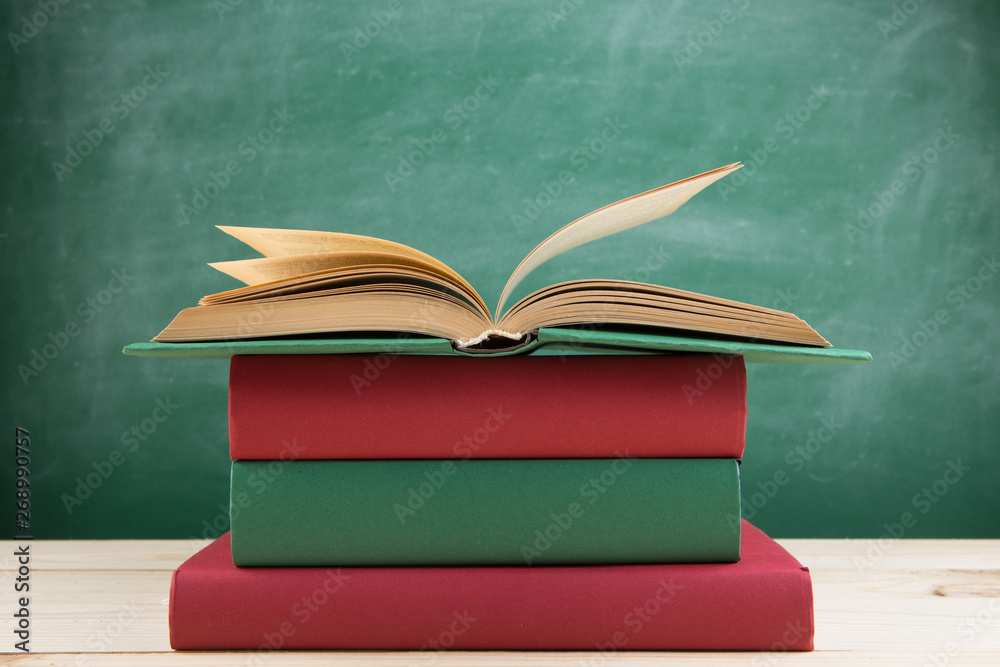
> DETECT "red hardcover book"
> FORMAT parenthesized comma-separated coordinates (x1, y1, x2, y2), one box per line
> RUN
(228, 353, 746, 459)
(169, 521, 813, 651)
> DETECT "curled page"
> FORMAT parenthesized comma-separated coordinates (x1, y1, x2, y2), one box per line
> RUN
(208, 252, 440, 286)
(216, 226, 485, 313)
(496, 163, 743, 317)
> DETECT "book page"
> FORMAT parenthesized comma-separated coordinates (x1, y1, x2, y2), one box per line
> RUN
(154, 291, 489, 343)
(211, 252, 449, 286)
(495, 163, 743, 317)
(216, 226, 480, 308)
(200, 264, 487, 316)
(496, 280, 829, 348)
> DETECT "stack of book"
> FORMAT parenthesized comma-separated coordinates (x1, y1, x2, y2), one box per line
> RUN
(166, 352, 814, 651)
(127, 165, 869, 652)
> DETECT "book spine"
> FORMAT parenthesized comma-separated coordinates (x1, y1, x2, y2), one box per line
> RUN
(228, 353, 747, 459)
(229, 458, 741, 566)
(169, 525, 814, 651)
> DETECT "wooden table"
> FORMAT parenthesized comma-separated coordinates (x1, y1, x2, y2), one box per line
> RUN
(3, 538, 999, 665)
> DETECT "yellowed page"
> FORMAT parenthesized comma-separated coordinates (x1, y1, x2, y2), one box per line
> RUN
(216, 226, 481, 308)
(199, 264, 489, 317)
(153, 291, 488, 342)
(209, 251, 450, 286)
(495, 163, 743, 316)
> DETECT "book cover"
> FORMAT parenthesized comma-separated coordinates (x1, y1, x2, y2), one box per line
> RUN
(123, 328, 873, 363)
(169, 521, 814, 650)
(230, 458, 741, 566)
(229, 353, 747, 460)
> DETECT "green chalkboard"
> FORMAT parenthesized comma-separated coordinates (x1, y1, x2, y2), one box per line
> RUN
(2, 0, 998, 539)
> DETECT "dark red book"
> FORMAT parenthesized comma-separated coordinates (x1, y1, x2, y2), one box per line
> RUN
(228, 353, 746, 459)
(169, 521, 813, 651)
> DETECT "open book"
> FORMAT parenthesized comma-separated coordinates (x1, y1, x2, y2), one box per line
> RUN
(152, 163, 831, 354)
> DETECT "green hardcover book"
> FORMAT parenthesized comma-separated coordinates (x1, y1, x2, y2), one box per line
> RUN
(230, 458, 741, 566)
(124, 328, 872, 363)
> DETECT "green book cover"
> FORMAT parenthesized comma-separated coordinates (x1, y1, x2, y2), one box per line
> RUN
(124, 328, 871, 364)
(230, 458, 741, 566)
